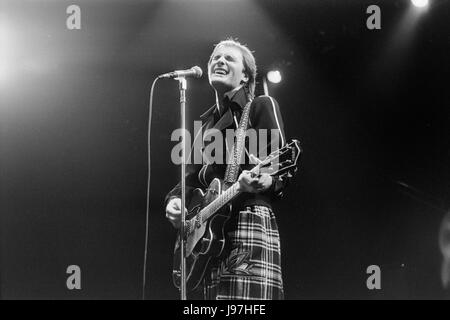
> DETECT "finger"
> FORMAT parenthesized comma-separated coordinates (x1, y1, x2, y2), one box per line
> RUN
(173, 200, 182, 209)
(166, 209, 181, 218)
(244, 175, 258, 185)
(250, 171, 261, 179)
(166, 211, 176, 219)
(242, 170, 251, 176)
(239, 171, 250, 181)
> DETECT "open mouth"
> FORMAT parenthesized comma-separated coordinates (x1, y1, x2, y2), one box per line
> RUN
(213, 68, 228, 75)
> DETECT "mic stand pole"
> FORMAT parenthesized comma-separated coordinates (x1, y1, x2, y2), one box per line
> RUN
(177, 76, 187, 300)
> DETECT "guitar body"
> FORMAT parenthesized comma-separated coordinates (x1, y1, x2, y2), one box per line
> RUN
(172, 178, 232, 291)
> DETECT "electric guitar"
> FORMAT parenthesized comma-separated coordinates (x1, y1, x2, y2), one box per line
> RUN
(172, 139, 302, 291)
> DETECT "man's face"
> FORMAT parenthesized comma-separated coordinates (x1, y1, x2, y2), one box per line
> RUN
(208, 45, 249, 93)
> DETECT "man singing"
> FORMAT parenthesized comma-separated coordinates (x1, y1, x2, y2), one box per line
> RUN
(165, 39, 292, 300)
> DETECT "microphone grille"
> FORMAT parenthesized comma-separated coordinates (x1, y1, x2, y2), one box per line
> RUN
(192, 66, 203, 78)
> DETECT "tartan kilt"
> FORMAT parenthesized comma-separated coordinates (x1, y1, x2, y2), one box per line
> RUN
(203, 205, 284, 300)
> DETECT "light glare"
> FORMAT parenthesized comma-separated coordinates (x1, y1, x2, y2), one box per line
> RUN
(411, 0, 429, 8)
(267, 70, 282, 84)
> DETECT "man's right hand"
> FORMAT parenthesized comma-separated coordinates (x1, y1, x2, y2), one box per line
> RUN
(165, 198, 186, 229)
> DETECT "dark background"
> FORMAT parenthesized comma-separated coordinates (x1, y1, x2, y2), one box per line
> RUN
(0, 0, 449, 299)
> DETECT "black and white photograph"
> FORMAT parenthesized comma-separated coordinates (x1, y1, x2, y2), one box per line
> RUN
(0, 0, 449, 304)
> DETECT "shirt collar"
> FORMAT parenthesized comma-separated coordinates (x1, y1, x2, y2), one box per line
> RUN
(199, 86, 248, 121)
(224, 85, 247, 112)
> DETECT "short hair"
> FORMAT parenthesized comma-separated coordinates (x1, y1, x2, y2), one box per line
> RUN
(208, 38, 257, 100)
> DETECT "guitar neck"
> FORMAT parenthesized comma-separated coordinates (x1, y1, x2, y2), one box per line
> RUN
(200, 182, 241, 222)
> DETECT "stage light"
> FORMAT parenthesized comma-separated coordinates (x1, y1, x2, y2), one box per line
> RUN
(267, 70, 282, 84)
(411, 0, 429, 8)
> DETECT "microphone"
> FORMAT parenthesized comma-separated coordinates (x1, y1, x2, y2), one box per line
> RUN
(158, 66, 203, 79)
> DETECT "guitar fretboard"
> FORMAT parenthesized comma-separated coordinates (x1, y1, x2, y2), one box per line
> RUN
(199, 182, 240, 223)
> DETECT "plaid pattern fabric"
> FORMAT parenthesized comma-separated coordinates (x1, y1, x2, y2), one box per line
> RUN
(203, 205, 284, 300)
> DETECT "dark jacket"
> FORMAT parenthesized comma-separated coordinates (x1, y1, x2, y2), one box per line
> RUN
(164, 86, 291, 210)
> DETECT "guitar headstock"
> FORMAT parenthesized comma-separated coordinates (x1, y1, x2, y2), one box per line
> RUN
(258, 139, 302, 177)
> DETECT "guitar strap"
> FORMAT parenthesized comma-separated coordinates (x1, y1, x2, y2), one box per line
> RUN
(223, 100, 252, 188)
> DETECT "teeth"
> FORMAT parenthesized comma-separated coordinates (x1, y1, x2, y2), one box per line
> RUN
(214, 69, 227, 75)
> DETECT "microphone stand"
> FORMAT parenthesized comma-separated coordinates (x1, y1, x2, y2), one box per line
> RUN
(177, 76, 188, 300)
